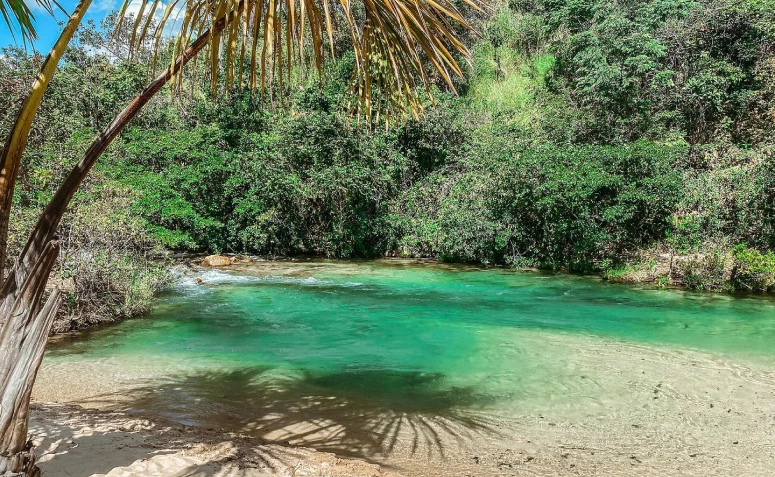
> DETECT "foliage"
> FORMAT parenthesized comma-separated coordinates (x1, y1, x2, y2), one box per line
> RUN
(392, 141, 686, 268)
(731, 245, 775, 292)
(118, 0, 483, 120)
(513, 0, 775, 145)
(3, 0, 775, 315)
(1, 28, 174, 331)
(680, 252, 728, 291)
(54, 182, 172, 331)
(0, 0, 56, 42)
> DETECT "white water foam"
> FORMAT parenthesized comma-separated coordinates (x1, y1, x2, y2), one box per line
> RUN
(176, 270, 364, 290)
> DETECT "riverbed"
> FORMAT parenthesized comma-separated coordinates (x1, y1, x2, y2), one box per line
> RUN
(32, 260, 775, 476)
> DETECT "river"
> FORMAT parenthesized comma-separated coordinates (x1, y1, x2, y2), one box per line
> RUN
(33, 259, 775, 476)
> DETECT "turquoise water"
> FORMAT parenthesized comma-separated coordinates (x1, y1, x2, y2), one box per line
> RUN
(44, 260, 775, 434)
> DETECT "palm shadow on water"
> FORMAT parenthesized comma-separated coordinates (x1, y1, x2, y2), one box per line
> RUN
(85, 366, 504, 461)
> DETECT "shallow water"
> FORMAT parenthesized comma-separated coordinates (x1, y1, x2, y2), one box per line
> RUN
(38, 259, 775, 468)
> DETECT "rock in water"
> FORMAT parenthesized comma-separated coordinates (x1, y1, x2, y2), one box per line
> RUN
(201, 255, 232, 267)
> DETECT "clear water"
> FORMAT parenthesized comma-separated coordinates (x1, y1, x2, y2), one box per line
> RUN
(43, 260, 775, 436)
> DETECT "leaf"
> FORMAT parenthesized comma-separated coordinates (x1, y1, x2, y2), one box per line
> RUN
(123, 0, 484, 121)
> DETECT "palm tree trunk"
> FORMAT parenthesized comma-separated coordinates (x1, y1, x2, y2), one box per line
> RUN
(0, 6, 242, 475)
(0, 242, 60, 476)
(0, 0, 92, 283)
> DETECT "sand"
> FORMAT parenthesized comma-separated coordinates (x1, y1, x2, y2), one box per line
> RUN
(30, 330, 775, 477)
(30, 403, 403, 477)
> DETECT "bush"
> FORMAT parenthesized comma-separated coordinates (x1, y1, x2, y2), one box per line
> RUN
(54, 182, 172, 332)
(680, 253, 728, 291)
(730, 245, 775, 292)
(391, 141, 686, 268)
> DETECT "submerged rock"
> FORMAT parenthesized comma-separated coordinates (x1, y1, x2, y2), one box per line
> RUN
(201, 255, 232, 267)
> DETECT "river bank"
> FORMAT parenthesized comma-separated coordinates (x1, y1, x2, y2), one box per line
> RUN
(32, 259, 775, 476)
(190, 250, 775, 294)
(32, 330, 775, 477)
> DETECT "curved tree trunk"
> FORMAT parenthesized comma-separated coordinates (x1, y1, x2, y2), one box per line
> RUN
(2, 4, 241, 306)
(0, 5, 242, 475)
(0, 0, 92, 284)
(0, 242, 60, 476)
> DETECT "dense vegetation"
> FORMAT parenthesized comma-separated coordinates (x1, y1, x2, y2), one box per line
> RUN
(3, 0, 775, 329)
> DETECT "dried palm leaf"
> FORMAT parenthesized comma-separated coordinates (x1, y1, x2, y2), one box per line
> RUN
(119, 0, 484, 119)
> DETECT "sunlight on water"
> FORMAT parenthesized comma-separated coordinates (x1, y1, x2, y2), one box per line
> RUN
(42, 259, 775, 437)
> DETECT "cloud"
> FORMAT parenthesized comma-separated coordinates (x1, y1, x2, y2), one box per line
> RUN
(27, 2, 50, 14)
(121, 0, 186, 38)
(93, 0, 120, 13)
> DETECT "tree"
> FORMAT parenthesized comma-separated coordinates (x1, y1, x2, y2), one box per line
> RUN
(0, 0, 92, 283)
(0, 0, 481, 474)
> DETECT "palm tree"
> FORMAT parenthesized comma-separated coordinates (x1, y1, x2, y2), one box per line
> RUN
(0, 0, 481, 474)
(0, 3, 92, 475)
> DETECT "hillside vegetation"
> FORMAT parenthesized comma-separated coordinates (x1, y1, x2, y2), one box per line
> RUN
(2, 0, 775, 329)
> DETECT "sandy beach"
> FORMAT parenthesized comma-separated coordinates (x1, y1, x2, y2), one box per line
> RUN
(30, 403, 403, 477)
(32, 330, 775, 477)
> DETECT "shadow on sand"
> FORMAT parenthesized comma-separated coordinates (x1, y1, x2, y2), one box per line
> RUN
(30, 402, 297, 477)
(83, 366, 504, 461)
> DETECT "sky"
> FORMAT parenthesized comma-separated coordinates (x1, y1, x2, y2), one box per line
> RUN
(0, 0, 153, 52)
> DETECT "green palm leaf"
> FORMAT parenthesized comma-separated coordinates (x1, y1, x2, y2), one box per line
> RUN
(0, 0, 59, 42)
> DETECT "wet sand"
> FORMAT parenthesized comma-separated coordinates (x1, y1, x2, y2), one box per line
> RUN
(32, 331, 775, 476)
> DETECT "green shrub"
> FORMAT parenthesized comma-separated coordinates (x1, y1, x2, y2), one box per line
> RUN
(680, 253, 728, 291)
(53, 182, 173, 331)
(666, 215, 705, 254)
(602, 263, 635, 282)
(392, 141, 686, 268)
(731, 245, 775, 292)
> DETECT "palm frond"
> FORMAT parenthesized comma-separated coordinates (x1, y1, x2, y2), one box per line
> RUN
(0, 0, 59, 42)
(119, 0, 484, 120)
